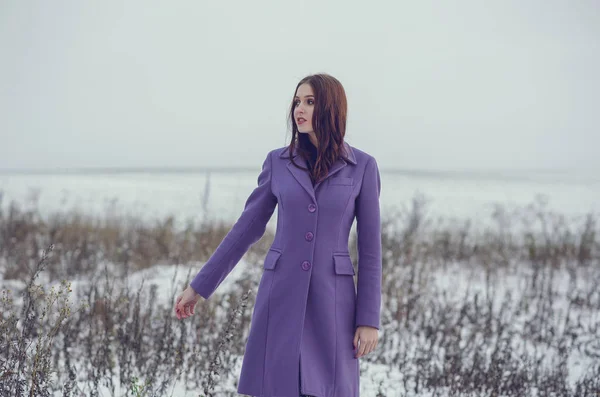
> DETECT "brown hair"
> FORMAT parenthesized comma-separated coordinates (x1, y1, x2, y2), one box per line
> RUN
(286, 73, 351, 185)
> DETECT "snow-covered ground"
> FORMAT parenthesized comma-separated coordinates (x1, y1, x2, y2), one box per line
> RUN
(3, 251, 597, 396)
(1, 169, 599, 396)
(1, 168, 598, 229)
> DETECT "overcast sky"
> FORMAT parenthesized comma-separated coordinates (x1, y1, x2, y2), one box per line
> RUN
(1, 1, 598, 172)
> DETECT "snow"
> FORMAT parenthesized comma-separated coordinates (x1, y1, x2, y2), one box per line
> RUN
(4, 255, 595, 396)
(1, 169, 598, 229)
(1, 169, 599, 396)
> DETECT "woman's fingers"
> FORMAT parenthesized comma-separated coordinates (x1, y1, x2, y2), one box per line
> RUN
(175, 295, 186, 318)
(355, 337, 377, 358)
(356, 340, 363, 358)
(175, 290, 199, 319)
(366, 340, 374, 355)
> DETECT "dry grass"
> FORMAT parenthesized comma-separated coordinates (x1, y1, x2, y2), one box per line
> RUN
(1, 192, 599, 396)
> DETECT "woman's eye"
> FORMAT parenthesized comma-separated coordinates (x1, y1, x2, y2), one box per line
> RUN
(294, 99, 314, 106)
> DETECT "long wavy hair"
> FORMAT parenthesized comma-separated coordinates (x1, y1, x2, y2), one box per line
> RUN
(285, 73, 352, 185)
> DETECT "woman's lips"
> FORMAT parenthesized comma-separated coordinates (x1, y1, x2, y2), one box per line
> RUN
(298, 119, 306, 125)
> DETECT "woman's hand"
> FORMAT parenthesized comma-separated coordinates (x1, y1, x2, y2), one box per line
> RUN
(353, 326, 378, 358)
(174, 285, 201, 319)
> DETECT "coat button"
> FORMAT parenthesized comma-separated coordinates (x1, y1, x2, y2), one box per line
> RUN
(305, 232, 314, 241)
(308, 203, 316, 213)
(301, 261, 311, 271)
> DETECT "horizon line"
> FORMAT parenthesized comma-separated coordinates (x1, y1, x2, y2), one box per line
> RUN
(0, 165, 593, 176)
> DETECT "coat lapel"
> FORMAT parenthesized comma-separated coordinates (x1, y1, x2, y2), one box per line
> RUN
(280, 141, 357, 202)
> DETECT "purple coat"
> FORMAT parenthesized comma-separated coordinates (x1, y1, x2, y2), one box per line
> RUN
(190, 141, 382, 397)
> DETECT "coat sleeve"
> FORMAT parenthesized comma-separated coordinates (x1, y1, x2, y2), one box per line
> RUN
(354, 156, 382, 330)
(189, 150, 278, 299)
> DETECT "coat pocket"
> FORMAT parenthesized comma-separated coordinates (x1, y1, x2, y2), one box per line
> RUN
(333, 253, 355, 275)
(330, 176, 354, 186)
(264, 248, 282, 270)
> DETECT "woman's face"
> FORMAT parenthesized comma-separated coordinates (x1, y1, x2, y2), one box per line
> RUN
(294, 83, 314, 134)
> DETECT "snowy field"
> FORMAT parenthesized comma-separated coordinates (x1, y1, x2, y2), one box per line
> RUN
(3, 253, 598, 396)
(1, 169, 599, 396)
(1, 168, 598, 227)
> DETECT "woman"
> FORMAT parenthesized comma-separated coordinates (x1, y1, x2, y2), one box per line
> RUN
(175, 73, 382, 397)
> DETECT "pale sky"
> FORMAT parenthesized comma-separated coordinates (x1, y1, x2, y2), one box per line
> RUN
(1, 0, 598, 172)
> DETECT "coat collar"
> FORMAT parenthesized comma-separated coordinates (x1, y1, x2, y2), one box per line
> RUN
(278, 141, 357, 165)
(278, 141, 356, 202)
